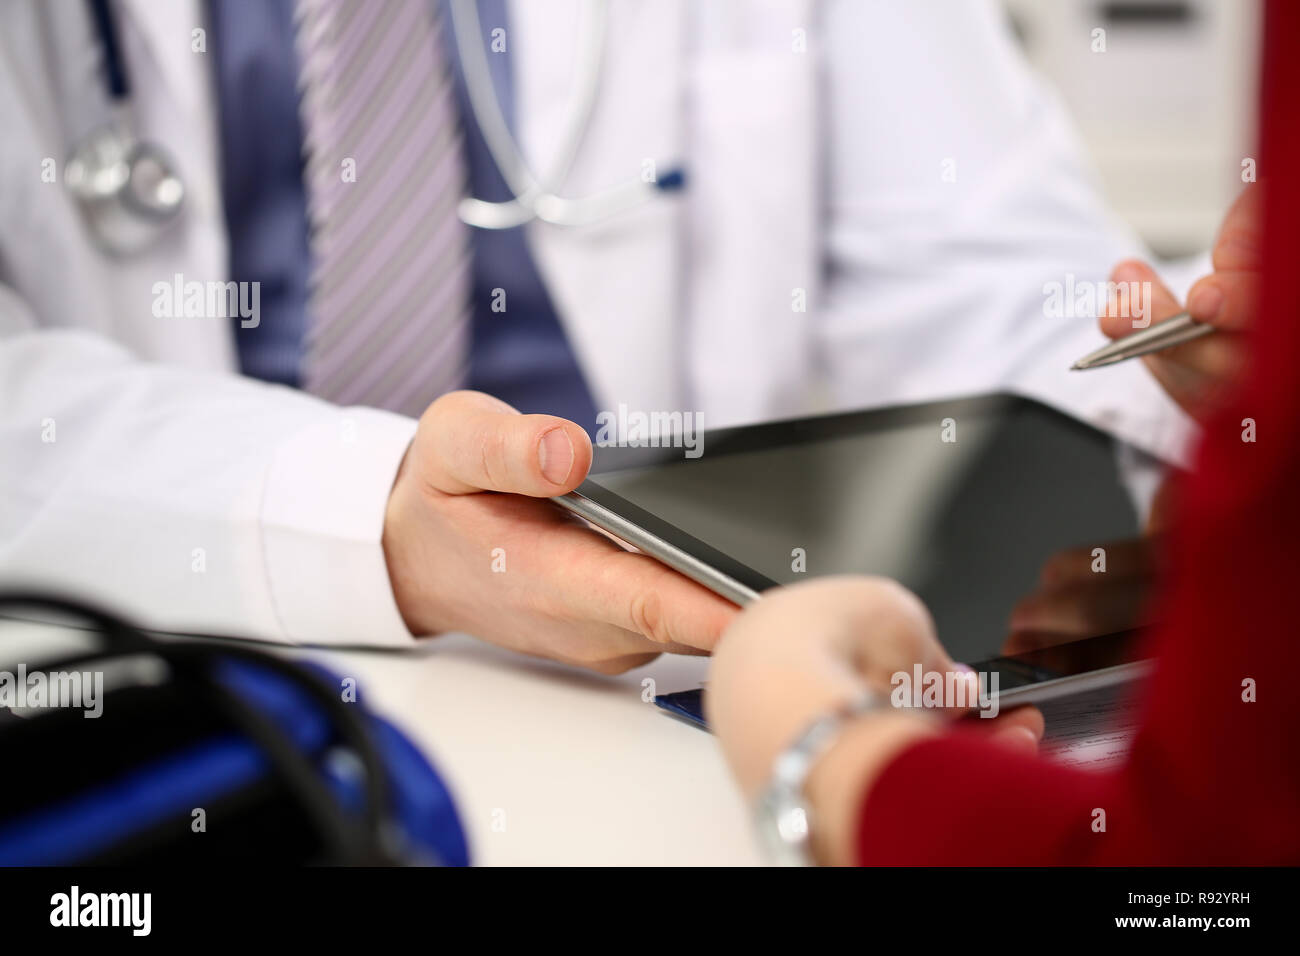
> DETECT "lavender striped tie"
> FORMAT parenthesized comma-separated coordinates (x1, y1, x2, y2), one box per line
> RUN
(294, 0, 471, 416)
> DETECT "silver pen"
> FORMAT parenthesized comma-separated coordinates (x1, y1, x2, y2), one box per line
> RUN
(1071, 311, 1213, 370)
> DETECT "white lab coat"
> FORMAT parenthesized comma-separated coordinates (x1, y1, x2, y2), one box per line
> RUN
(0, 0, 1195, 646)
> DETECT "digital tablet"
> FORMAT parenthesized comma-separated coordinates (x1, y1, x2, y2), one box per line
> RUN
(555, 393, 1158, 710)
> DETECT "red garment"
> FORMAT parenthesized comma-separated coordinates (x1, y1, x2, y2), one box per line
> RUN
(857, 0, 1300, 865)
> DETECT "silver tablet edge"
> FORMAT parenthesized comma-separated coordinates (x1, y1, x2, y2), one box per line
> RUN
(554, 492, 762, 607)
(993, 660, 1150, 707)
(554, 493, 1151, 704)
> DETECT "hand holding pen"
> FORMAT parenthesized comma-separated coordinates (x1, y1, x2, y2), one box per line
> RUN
(1075, 188, 1261, 421)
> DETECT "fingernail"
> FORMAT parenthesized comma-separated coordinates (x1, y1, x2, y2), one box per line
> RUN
(1112, 261, 1147, 285)
(999, 726, 1039, 754)
(538, 427, 575, 485)
(1188, 284, 1224, 323)
(953, 663, 975, 675)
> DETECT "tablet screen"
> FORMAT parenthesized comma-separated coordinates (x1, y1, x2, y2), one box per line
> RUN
(576, 394, 1153, 672)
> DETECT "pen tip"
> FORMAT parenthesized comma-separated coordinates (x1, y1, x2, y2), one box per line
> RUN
(1069, 361, 1086, 371)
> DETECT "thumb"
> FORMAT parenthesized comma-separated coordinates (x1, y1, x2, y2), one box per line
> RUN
(419, 390, 594, 496)
(1098, 260, 1182, 340)
(987, 705, 1045, 754)
(1210, 185, 1262, 273)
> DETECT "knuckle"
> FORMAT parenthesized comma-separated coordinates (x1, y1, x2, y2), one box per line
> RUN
(476, 424, 509, 489)
(867, 578, 929, 625)
(1074, 600, 1106, 634)
(1217, 224, 1256, 252)
(1214, 229, 1260, 269)
(1042, 550, 1078, 582)
(422, 391, 458, 424)
(1009, 595, 1037, 625)
(628, 589, 671, 644)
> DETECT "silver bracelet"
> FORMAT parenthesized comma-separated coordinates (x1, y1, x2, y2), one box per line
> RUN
(753, 688, 891, 867)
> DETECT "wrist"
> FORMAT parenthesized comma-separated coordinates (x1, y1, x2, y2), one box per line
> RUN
(719, 663, 868, 798)
(803, 709, 937, 865)
(381, 445, 436, 636)
(749, 686, 937, 867)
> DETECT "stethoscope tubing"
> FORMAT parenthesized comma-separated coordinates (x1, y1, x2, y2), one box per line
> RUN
(449, 0, 682, 229)
(0, 591, 402, 865)
(73, 0, 676, 242)
(87, 0, 129, 99)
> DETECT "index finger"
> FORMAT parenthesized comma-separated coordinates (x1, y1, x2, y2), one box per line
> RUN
(566, 543, 740, 651)
(1098, 260, 1181, 340)
(1211, 187, 1262, 273)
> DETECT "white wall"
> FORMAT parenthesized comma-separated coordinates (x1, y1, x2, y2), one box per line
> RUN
(1000, 0, 1261, 256)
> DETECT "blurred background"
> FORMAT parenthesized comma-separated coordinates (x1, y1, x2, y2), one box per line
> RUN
(1000, 0, 1261, 258)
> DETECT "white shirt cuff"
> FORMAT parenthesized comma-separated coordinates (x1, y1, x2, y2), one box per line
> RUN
(260, 406, 418, 646)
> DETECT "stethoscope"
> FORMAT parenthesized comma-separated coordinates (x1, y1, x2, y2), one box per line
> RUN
(0, 592, 404, 865)
(52, 0, 185, 257)
(448, 0, 685, 229)
(55, 0, 677, 252)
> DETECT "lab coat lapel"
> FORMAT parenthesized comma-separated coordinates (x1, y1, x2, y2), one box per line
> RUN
(512, 0, 821, 429)
(110, 0, 234, 370)
(511, 0, 689, 422)
(119, 0, 208, 116)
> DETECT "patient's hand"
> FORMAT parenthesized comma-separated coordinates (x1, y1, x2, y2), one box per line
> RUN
(382, 391, 736, 673)
(1100, 187, 1260, 421)
(708, 577, 1043, 865)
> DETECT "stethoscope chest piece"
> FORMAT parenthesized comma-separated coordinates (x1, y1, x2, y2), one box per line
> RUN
(65, 120, 186, 258)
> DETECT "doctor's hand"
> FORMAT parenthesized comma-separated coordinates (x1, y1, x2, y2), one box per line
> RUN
(1100, 187, 1261, 421)
(381, 391, 736, 673)
(708, 577, 1044, 865)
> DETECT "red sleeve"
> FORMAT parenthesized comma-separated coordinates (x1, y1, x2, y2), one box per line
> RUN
(857, 0, 1300, 866)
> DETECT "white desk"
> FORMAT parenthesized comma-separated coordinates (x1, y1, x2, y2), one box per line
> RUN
(299, 635, 764, 866)
(3, 619, 763, 866)
(5, 619, 1133, 866)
